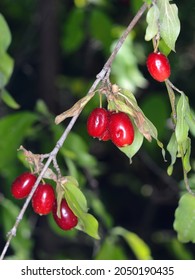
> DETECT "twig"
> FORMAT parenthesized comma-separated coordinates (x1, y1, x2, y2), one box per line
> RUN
(97, 2, 148, 79)
(0, 2, 148, 260)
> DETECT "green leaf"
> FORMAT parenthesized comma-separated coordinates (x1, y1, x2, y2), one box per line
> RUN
(183, 137, 191, 173)
(186, 108, 195, 137)
(158, 39, 172, 56)
(90, 9, 112, 53)
(111, 36, 147, 91)
(175, 93, 189, 144)
(119, 125, 144, 163)
(0, 14, 11, 52)
(1, 89, 20, 109)
(0, 112, 38, 175)
(157, 0, 180, 51)
(112, 227, 152, 260)
(143, 0, 152, 4)
(95, 236, 127, 260)
(64, 181, 100, 239)
(0, 52, 14, 88)
(35, 99, 52, 118)
(167, 132, 178, 175)
(61, 8, 85, 53)
(174, 193, 195, 243)
(145, 4, 160, 41)
(76, 212, 100, 240)
(65, 181, 88, 213)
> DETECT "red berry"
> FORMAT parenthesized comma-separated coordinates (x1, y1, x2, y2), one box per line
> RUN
(11, 172, 37, 199)
(146, 52, 171, 82)
(108, 112, 134, 147)
(32, 183, 55, 215)
(87, 108, 109, 138)
(52, 199, 78, 230)
(99, 128, 110, 141)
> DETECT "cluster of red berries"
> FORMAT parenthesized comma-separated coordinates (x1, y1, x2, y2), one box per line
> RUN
(87, 108, 134, 147)
(87, 52, 170, 146)
(11, 172, 78, 230)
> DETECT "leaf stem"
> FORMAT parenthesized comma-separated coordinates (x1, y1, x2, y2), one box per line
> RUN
(165, 80, 177, 126)
(100, 2, 148, 73)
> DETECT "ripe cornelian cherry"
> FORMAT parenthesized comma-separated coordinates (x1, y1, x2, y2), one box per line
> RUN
(11, 172, 37, 199)
(108, 112, 134, 147)
(32, 183, 55, 215)
(87, 108, 109, 139)
(99, 128, 110, 141)
(52, 199, 78, 230)
(146, 52, 171, 82)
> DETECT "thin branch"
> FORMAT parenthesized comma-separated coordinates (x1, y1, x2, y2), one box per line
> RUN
(97, 2, 148, 79)
(0, 2, 148, 260)
(0, 114, 78, 260)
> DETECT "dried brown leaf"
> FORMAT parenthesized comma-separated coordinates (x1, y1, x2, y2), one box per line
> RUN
(55, 92, 95, 124)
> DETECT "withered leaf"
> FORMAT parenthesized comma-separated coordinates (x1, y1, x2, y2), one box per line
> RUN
(113, 88, 166, 160)
(55, 92, 95, 124)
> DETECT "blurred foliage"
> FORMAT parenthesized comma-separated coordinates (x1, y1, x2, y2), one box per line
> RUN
(1, 0, 195, 260)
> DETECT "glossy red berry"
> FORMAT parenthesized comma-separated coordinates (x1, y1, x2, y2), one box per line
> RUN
(32, 183, 55, 215)
(99, 128, 110, 141)
(87, 108, 109, 139)
(108, 112, 134, 147)
(146, 52, 171, 82)
(11, 172, 37, 199)
(52, 199, 78, 230)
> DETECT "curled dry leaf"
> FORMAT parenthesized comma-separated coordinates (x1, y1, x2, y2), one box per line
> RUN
(18, 145, 44, 173)
(43, 168, 58, 182)
(18, 145, 58, 181)
(113, 93, 156, 142)
(111, 87, 165, 159)
(55, 92, 95, 125)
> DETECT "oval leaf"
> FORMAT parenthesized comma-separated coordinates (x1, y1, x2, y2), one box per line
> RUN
(0, 52, 14, 88)
(63, 181, 100, 239)
(119, 125, 144, 163)
(174, 193, 195, 243)
(64, 182, 88, 214)
(112, 227, 152, 260)
(1, 89, 20, 109)
(183, 137, 191, 173)
(157, 0, 180, 51)
(145, 4, 160, 41)
(186, 108, 195, 137)
(167, 132, 178, 175)
(0, 13, 11, 52)
(76, 213, 100, 240)
(175, 93, 189, 144)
